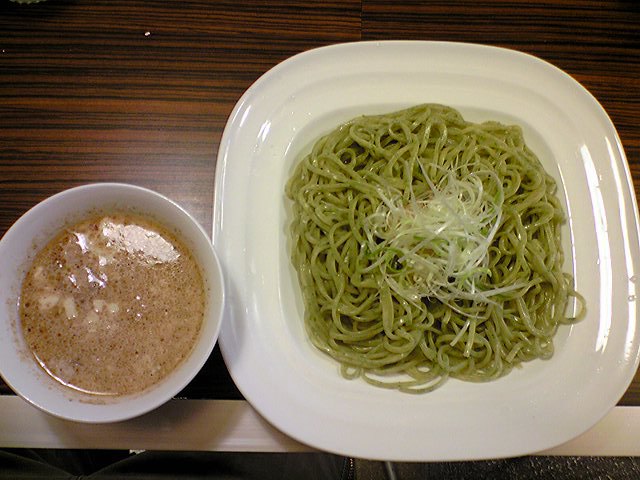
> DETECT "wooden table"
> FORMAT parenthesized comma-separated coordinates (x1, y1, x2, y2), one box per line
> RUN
(1, 0, 639, 456)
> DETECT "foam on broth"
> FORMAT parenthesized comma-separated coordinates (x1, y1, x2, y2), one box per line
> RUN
(19, 212, 204, 396)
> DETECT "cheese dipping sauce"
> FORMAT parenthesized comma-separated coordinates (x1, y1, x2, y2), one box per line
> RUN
(19, 213, 205, 396)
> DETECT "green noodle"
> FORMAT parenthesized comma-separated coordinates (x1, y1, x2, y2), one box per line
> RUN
(285, 104, 584, 393)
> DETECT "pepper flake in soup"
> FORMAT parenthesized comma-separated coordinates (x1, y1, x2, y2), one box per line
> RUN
(19, 212, 205, 397)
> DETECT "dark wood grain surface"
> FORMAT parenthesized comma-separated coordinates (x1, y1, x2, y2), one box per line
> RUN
(1, 0, 639, 405)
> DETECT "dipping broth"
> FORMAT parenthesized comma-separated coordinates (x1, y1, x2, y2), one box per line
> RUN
(19, 212, 205, 396)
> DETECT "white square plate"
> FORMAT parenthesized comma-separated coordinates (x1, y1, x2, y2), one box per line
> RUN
(213, 41, 640, 461)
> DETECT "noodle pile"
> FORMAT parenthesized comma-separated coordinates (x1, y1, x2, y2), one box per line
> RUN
(285, 104, 584, 393)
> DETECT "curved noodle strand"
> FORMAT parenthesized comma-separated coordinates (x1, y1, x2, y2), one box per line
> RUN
(285, 104, 585, 393)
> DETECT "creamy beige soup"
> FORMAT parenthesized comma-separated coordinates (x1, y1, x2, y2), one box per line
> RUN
(19, 212, 204, 396)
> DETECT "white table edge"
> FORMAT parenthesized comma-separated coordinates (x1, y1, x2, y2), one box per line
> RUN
(0, 396, 637, 457)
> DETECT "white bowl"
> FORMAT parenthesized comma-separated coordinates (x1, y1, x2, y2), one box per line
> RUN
(0, 183, 225, 423)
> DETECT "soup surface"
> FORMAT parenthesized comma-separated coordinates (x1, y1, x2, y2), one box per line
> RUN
(20, 212, 205, 396)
